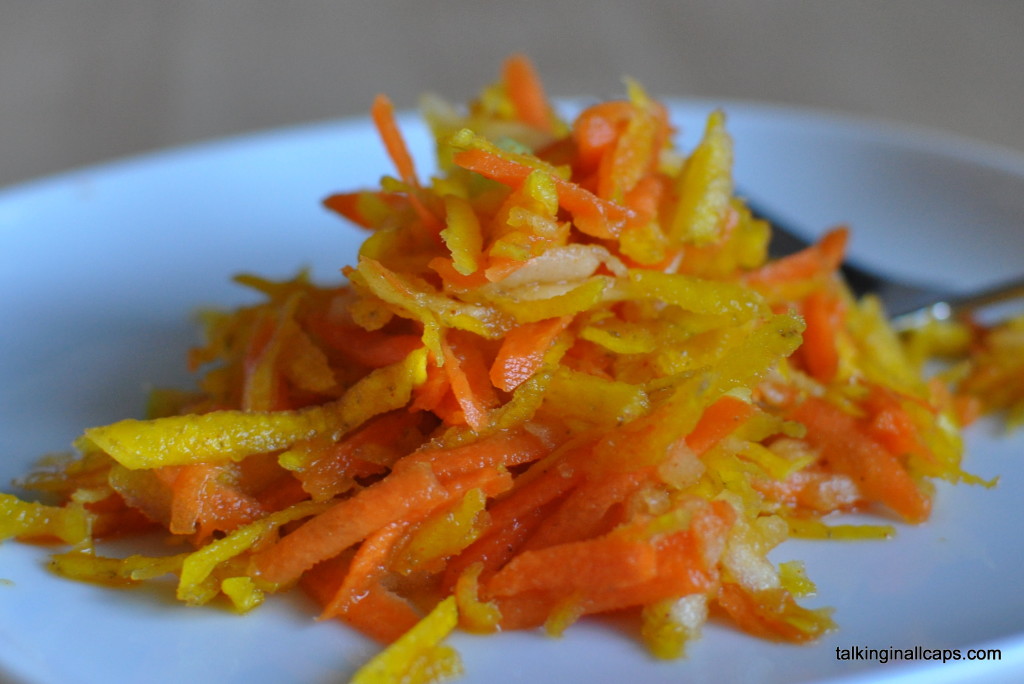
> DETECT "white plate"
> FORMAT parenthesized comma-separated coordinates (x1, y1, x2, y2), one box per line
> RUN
(2, 101, 1024, 684)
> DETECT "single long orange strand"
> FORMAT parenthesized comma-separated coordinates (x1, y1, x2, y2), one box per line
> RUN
(485, 535, 658, 598)
(745, 226, 848, 287)
(502, 54, 555, 134)
(406, 430, 548, 479)
(370, 94, 441, 234)
(798, 289, 843, 382)
(371, 94, 419, 189)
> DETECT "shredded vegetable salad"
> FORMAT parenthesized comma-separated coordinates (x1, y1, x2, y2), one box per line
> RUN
(0, 55, 1002, 682)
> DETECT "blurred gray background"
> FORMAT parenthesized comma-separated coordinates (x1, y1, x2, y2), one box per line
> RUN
(2, 1, 1022, 189)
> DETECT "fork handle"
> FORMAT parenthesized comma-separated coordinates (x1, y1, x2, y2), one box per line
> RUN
(892, 276, 1024, 330)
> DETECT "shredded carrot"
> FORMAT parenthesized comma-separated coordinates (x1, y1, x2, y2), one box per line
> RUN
(319, 522, 414, 621)
(3, 55, 990, 681)
(862, 383, 930, 459)
(429, 256, 491, 291)
(441, 332, 498, 431)
(371, 94, 420, 190)
(309, 320, 423, 369)
(370, 94, 441, 235)
(522, 466, 653, 550)
(339, 581, 424, 643)
(406, 429, 547, 479)
(486, 534, 659, 598)
(685, 395, 758, 455)
(788, 396, 932, 523)
(253, 461, 448, 585)
(502, 53, 556, 134)
(281, 410, 425, 502)
(717, 582, 834, 643)
(489, 316, 572, 392)
(167, 464, 215, 535)
(797, 289, 845, 382)
(440, 458, 585, 591)
(573, 101, 634, 173)
(452, 147, 634, 239)
(321, 190, 408, 230)
(745, 226, 848, 289)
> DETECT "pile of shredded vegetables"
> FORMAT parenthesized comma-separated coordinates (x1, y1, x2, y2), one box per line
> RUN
(0, 55, 999, 681)
(904, 316, 1024, 429)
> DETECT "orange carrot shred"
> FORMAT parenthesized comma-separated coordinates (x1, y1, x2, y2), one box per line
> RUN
(717, 582, 834, 643)
(370, 93, 442, 235)
(406, 430, 547, 479)
(319, 521, 410, 620)
(371, 94, 420, 190)
(523, 466, 653, 550)
(789, 397, 932, 524)
(797, 289, 844, 382)
(490, 316, 572, 392)
(442, 332, 498, 430)
(745, 226, 849, 287)
(685, 395, 757, 455)
(502, 54, 555, 134)
(573, 101, 633, 172)
(253, 461, 448, 585)
(440, 460, 583, 591)
(486, 535, 659, 598)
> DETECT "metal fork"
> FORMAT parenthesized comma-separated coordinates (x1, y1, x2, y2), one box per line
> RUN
(746, 196, 1024, 330)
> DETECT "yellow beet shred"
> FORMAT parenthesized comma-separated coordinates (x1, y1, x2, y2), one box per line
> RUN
(0, 55, 999, 682)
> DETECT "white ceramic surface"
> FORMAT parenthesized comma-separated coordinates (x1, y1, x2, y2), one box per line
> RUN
(2, 101, 1023, 684)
